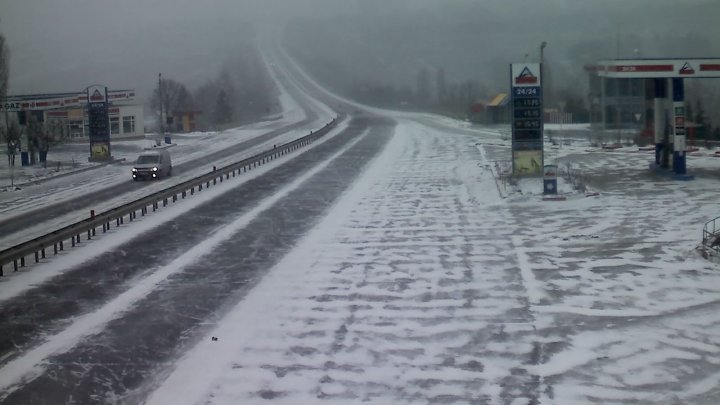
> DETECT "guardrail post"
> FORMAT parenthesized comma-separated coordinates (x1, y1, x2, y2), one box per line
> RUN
(116, 218, 121, 226)
(206, 181, 210, 188)
(35, 251, 39, 263)
(71, 237, 76, 247)
(87, 229, 92, 239)
(213, 178, 217, 185)
(163, 198, 168, 207)
(173, 194, 177, 202)
(92, 227, 96, 236)
(20, 257, 25, 267)
(60, 241, 64, 251)
(0, 265, 3, 276)
(42, 248, 46, 259)
(54, 243, 58, 254)
(14, 260, 18, 272)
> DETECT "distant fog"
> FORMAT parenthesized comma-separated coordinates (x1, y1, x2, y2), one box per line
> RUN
(2, 0, 719, 117)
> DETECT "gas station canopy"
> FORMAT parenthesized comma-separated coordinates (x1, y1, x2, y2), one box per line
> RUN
(595, 58, 720, 79)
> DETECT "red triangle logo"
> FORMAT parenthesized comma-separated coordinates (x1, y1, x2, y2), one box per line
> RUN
(90, 89, 105, 101)
(679, 62, 695, 75)
(515, 67, 538, 84)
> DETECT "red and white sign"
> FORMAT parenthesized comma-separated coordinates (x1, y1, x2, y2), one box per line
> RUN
(596, 58, 720, 78)
(87, 85, 107, 103)
(1, 89, 135, 112)
(511, 63, 542, 87)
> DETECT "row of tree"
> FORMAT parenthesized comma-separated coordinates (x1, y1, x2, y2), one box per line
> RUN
(149, 47, 278, 133)
(343, 65, 588, 122)
(1, 24, 82, 170)
(0, 26, 280, 173)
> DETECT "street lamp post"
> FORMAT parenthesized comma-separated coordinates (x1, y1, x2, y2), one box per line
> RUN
(158, 73, 164, 138)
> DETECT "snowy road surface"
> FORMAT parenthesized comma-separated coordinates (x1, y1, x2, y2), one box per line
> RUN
(141, 119, 720, 404)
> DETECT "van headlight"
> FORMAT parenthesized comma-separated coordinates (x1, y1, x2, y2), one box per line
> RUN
(132, 168, 137, 172)
(152, 167, 159, 172)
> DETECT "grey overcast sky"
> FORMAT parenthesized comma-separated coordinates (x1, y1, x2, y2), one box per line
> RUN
(1, 0, 719, 99)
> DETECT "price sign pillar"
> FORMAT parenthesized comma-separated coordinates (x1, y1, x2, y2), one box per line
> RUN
(87, 85, 112, 162)
(510, 63, 543, 176)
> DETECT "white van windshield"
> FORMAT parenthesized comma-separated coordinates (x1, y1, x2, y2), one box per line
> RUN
(136, 155, 160, 164)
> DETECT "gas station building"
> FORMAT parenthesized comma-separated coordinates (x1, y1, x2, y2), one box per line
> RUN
(587, 58, 720, 177)
(1, 89, 142, 165)
(1, 89, 142, 139)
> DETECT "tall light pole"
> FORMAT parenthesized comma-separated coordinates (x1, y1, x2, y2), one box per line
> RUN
(540, 41, 547, 93)
(158, 73, 164, 137)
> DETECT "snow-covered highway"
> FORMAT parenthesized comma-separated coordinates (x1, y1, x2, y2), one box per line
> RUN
(2, 46, 720, 405)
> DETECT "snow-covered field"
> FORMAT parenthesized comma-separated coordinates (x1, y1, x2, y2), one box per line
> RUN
(144, 115, 720, 404)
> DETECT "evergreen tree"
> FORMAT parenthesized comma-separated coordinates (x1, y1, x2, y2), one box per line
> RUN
(214, 90, 233, 125)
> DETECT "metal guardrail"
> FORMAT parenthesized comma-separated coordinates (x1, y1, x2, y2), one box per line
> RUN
(702, 216, 720, 255)
(0, 117, 342, 276)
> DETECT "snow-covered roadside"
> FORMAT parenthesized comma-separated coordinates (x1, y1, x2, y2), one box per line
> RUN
(145, 113, 720, 404)
(146, 120, 541, 404)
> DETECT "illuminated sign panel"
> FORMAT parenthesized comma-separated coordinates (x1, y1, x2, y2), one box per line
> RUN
(87, 86, 111, 161)
(510, 63, 543, 176)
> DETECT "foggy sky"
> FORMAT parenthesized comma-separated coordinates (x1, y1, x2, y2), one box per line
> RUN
(1, 0, 719, 101)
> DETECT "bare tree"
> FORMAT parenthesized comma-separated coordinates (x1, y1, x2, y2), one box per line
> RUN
(0, 27, 8, 100)
(27, 115, 69, 168)
(150, 77, 194, 132)
(1, 26, 16, 183)
(4, 120, 20, 165)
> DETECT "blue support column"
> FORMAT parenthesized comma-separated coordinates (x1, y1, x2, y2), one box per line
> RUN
(672, 78, 686, 175)
(653, 78, 666, 167)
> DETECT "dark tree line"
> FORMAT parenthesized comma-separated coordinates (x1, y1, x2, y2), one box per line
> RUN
(149, 43, 278, 132)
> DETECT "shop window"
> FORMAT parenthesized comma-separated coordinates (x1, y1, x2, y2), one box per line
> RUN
(70, 120, 84, 137)
(110, 117, 120, 135)
(123, 115, 135, 134)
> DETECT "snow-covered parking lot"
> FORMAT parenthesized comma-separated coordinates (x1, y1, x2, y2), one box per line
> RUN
(142, 119, 720, 405)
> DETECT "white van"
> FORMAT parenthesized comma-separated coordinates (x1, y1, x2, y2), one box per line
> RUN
(132, 149, 172, 180)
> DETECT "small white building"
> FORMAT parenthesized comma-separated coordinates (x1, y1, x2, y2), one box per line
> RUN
(2, 89, 144, 139)
(1, 89, 144, 164)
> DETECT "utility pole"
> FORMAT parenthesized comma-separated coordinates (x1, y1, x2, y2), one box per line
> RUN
(158, 73, 164, 137)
